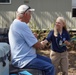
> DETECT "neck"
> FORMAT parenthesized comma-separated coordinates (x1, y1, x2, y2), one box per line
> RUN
(57, 29, 62, 35)
(16, 17, 27, 23)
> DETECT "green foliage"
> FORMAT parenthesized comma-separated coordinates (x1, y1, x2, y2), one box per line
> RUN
(32, 30, 50, 41)
(32, 30, 76, 50)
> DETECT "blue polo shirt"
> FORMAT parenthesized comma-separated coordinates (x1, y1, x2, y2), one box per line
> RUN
(9, 19, 38, 68)
(46, 30, 70, 53)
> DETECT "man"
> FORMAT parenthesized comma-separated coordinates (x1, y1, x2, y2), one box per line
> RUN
(8, 4, 55, 75)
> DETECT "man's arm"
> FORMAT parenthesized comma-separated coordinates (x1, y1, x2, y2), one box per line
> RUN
(33, 41, 44, 50)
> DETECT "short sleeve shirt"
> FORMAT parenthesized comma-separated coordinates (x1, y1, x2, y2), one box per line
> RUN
(46, 30, 70, 53)
(8, 19, 38, 68)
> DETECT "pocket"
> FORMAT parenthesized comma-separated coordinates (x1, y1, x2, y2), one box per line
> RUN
(50, 50, 56, 57)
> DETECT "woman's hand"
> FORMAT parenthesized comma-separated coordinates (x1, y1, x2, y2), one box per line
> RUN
(41, 40, 48, 46)
(63, 40, 71, 46)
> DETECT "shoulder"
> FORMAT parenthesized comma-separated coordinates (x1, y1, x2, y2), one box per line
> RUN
(11, 19, 30, 33)
(47, 30, 54, 37)
(17, 21, 29, 30)
(49, 30, 54, 35)
(13, 19, 28, 27)
(63, 30, 69, 34)
(63, 30, 70, 38)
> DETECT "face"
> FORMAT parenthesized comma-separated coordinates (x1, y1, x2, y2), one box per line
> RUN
(55, 18, 64, 31)
(24, 11, 31, 23)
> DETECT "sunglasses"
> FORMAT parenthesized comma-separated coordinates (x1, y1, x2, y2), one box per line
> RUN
(21, 6, 31, 14)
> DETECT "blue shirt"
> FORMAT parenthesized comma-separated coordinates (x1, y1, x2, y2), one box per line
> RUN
(46, 30, 70, 53)
(8, 19, 38, 68)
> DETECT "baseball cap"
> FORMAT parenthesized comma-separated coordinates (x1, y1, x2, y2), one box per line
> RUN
(17, 4, 35, 14)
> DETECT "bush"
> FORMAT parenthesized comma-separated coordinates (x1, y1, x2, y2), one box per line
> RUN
(32, 30, 76, 50)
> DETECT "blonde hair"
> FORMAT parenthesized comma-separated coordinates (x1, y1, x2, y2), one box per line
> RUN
(54, 17, 67, 37)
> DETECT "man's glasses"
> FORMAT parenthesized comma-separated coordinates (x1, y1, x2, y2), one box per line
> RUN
(22, 6, 31, 14)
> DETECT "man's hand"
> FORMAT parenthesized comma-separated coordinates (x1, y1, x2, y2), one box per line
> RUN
(33, 41, 44, 50)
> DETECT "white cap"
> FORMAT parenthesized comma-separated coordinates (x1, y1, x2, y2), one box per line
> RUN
(17, 4, 35, 14)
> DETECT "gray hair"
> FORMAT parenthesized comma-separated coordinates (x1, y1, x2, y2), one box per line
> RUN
(16, 12, 24, 18)
(16, 11, 30, 18)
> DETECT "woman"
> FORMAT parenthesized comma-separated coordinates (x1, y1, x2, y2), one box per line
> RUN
(41, 17, 71, 75)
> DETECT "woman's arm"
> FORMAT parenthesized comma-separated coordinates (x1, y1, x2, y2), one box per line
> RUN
(63, 40, 71, 46)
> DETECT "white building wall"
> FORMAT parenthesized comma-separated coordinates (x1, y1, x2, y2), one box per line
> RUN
(0, 0, 75, 30)
(72, 0, 76, 8)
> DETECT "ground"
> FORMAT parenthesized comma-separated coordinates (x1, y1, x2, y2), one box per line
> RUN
(37, 49, 76, 75)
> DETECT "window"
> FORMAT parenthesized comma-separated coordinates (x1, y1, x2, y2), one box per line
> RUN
(72, 8, 76, 17)
(0, 0, 11, 4)
(72, 0, 76, 17)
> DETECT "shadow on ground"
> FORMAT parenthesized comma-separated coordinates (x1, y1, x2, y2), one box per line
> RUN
(37, 49, 76, 74)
